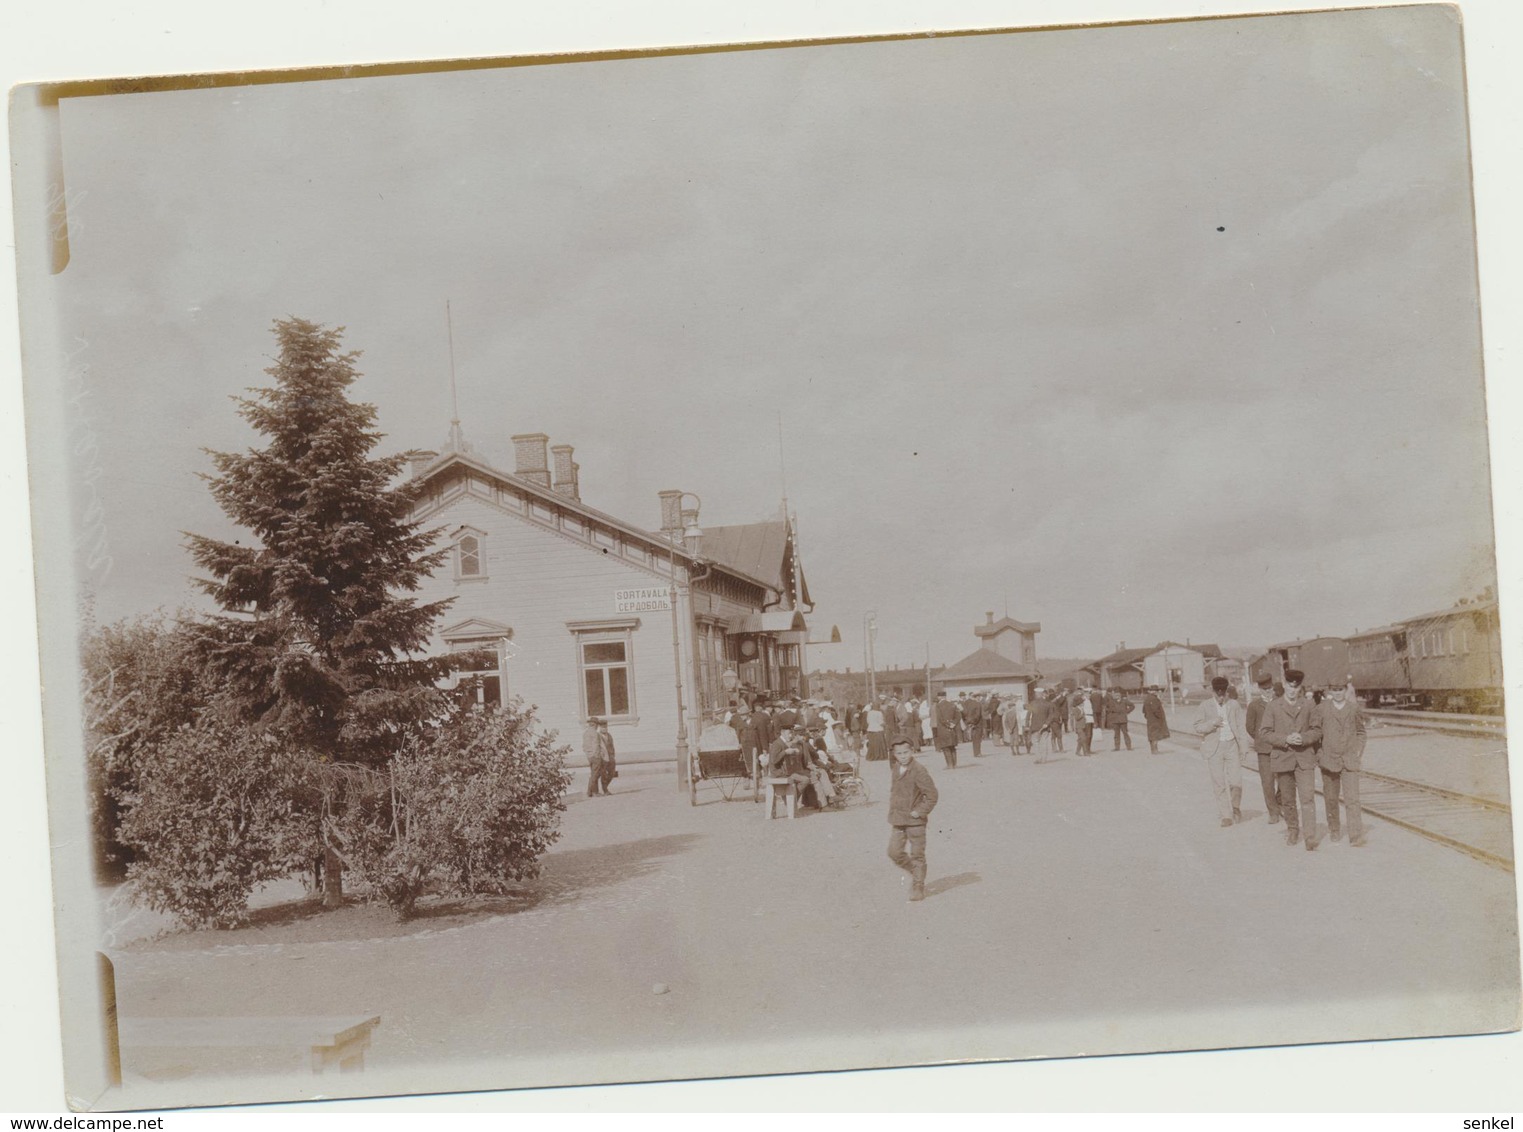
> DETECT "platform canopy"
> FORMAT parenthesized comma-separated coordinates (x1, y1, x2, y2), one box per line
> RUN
(727, 610, 808, 635)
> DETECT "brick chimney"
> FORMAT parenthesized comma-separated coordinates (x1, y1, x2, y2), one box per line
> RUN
(550, 444, 580, 501)
(658, 489, 683, 532)
(405, 449, 438, 478)
(511, 433, 551, 487)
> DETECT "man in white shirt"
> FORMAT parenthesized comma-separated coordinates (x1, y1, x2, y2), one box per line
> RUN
(1073, 685, 1096, 756)
(1195, 676, 1246, 827)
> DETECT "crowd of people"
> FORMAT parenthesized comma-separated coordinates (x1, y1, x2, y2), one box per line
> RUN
(717, 698, 857, 813)
(821, 685, 1175, 766)
(712, 684, 1181, 778)
(690, 669, 1367, 906)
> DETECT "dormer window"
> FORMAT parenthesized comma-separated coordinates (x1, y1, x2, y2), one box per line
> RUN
(451, 527, 488, 581)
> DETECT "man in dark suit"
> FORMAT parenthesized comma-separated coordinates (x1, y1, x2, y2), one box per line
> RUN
(933, 691, 961, 770)
(964, 693, 986, 757)
(1028, 690, 1056, 762)
(733, 707, 766, 785)
(1256, 669, 1323, 850)
(1107, 689, 1135, 751)
(1244, 675, 1282, 823)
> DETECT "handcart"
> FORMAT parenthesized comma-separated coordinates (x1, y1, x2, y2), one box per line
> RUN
(690, 720, 760, 806)
(825, 750, 871, 807)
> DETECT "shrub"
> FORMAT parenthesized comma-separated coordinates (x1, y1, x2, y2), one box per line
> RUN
(81, 613, 212, 878)
(119, 717, 320, 929)
(335, 702, 572, 920)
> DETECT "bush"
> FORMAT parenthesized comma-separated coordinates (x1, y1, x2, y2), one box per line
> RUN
(335, 702, 572, 920)
(119, 717, 320, 929)
(82, 613, 213, 878)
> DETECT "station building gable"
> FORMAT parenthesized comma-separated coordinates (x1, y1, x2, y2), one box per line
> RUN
(406, 444, 808, 760)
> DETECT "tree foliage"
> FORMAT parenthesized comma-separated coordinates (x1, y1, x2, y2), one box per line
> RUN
(95, 318, 573, 927)
(186, 317, 462, 761)
(337, 701, 572, 920)
(81, 612, 211, 876)
(185, 318, 472, 899)
(118, 717, 319, 929)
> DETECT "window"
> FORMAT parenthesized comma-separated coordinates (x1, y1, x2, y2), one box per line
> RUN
(458, 535, 482, 576)
(568, 618, 640, 722)
(451, 639, 505, 710)
(451, 527, 488, 581)
(582, 638, 631, 717)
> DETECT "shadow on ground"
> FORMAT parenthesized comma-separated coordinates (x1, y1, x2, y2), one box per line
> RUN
(925, 871, 981, 898)
(536, 833, 703, 905)
(125, 834, 706, 952)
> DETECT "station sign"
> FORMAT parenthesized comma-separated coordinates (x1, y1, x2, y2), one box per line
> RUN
(615, 586, 672, 613)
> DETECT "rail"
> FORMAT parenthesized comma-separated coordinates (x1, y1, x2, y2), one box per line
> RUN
(1363, 708, 1506, 738)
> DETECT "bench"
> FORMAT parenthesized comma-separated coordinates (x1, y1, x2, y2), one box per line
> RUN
(764, 776, 798, 819)
(117, 1015, 381, 1075)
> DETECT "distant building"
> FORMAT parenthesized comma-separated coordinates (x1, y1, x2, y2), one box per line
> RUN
(1080, 641, 1226, 694)
(934, 612, 1041, 701)
(406, 431, 813, 763)
(809, 612, 1043, 705)
(1079, 645, 1155, 692)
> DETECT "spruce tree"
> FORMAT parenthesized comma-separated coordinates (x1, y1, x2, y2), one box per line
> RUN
(187, 317, 461, 904)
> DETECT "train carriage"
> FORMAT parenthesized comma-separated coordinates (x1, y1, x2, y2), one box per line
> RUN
(1345, 624, 1408, 703)
(1249, 599, 1502, 715)
(1343, 600, 1503, 714)
(1258, 637, 1348, 690)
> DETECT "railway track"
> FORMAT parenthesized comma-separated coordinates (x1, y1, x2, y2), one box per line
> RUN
(1342, 768, 1513, 873)
(1168, 730, 1514, 872)
(1363, 707, 1506, 739)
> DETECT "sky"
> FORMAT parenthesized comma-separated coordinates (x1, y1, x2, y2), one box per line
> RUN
(38, 4, 1495, 670)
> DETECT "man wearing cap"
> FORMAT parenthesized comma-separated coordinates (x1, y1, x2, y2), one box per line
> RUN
(1245, 675, 1283, 824)
(765, 725, 813, 803)
(1195, 677, 1246, 826)
(1255, 669, 1324, 849)
(886, 737, 939, 902)
(1314, 678, 1368, 846)
(1106, 688, 1135, 751)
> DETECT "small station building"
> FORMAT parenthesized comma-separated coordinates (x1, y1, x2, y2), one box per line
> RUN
(405, 428, 813, 763)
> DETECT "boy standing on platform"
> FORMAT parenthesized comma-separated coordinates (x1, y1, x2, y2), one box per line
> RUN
(886, 738, 939, 903)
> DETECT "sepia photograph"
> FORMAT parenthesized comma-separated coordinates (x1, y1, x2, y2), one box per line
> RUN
(5, 0, 1521, 1114)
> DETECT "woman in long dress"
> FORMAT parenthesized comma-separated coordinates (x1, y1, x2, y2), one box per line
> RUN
(1142, 689, 1170, 754)
(865, 702, 888, 761)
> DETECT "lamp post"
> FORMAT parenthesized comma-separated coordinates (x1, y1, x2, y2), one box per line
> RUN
(871, 615, 883, 703)
(667, 493, 702, 794)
